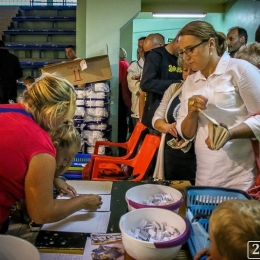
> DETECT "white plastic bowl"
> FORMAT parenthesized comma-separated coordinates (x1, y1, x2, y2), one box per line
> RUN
(119, 208, 190, 260)
(125, 184, 183, 212)
(0, 235, 40, 260)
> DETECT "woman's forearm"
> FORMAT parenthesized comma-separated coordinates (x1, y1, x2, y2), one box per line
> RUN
(154, 119, 171, 133)
(181, 111, 200, 139)
(229, 123, 255, 139)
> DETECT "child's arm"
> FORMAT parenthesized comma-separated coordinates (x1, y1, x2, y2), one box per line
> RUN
(53, 177, 77, 197)
(194, 249, 210, 260)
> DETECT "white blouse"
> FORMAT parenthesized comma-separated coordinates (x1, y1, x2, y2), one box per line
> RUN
(176, 52, 260, 190)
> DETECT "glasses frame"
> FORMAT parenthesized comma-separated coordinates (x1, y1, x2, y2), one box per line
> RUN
(178, 40, 208, 57)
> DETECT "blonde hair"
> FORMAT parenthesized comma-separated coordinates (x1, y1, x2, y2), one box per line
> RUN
(178, 20, 227, 56)
(50, 123, 81, 175)
(210, 199, 260, 260)
(21, 73, 76, 131)
(235, 42, 260, 67)
(50, 122, 81, 150)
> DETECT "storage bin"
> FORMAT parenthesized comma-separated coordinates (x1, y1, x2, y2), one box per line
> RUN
(185, 186, 252, 258)
(71, 153, 92, 167)
(63, 154, 92, 180)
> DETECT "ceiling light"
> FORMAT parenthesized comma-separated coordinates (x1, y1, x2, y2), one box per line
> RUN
(152, 13, 206, 18)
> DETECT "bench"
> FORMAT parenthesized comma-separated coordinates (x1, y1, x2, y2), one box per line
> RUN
(4, 29, 76, 42)
(20, 61, 48, 76)
(19, 6, 76, 16)
(6, 44, 75, 58)
(12, 16, 76, 28)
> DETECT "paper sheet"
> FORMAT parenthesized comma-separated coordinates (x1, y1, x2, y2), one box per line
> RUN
(66, 180, 113, 194)
(41, 211, 111, 233)
(56, 194, 111, 212)
(40, 253, 83, 260)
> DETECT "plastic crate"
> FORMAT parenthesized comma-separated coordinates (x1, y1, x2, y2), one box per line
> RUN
(71, 153, 91, 167)
(185, 186, 252, 258)
(63, 172, 82, 180)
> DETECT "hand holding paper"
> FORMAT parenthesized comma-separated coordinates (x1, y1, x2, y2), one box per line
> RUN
(200, 110, 231, 150)
(167, 137, 192, 153)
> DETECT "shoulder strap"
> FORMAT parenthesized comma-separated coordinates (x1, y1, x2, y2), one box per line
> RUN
(164, 81, 184, 123)
(136, 60, 143, 69)
(0, 107, 33, 119)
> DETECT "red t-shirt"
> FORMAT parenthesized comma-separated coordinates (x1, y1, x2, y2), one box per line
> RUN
(0, 104, 56, 226)
(119, 59, 131, 110)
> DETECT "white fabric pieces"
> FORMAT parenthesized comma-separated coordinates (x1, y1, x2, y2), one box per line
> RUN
(141, 193, 174, 206)
(127, 219, 180, 242)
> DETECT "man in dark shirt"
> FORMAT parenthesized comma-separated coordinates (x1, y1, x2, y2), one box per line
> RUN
(0, 40, 23, 103)
(140, 37, 183, 132)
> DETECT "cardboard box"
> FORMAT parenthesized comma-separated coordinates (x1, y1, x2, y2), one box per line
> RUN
(41, 55, 112, 85)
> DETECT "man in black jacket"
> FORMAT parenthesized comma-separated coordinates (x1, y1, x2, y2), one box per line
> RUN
(0, 40, 23, 104)
(140, 36, 182, 133)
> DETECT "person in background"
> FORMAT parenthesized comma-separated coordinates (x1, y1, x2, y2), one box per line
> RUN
(127, 36, 146, 127)
(23, 75, 35, 88)
(176, 20, 260, 191)
(142, 33, 165, 54)
(141, 35, 183, 134)
(0, 40, 23, 104)
(255, 25, 260, 43)
(152, 57, 196, 182)
(17, 75, 36, 103)
(64, 46, 85, 88)
(0, 73, 102, 234)
(139, 33, 166, 122)
(235, 41, 260, 69)
(65, 45, 78, 61)
(227, 26, 247, 57)
(118, 47, 131, 147)
(194, 199, 260, 260)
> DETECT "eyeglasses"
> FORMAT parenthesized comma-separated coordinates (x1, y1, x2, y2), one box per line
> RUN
(178, 40, 208, 57)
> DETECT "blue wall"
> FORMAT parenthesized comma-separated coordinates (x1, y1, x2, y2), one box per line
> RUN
(130, 0, 260, 61)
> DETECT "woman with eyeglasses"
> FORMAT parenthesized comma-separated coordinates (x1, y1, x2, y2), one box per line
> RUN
(176, 20, 260, 191)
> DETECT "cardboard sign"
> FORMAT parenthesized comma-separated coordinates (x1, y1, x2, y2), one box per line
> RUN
(41, 55, 112, 85)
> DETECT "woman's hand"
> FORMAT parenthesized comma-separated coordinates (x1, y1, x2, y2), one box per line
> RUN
(53, 177, 77, 197)
(188, 95, 208, 113)
(205, 122, 231, 150)
(131, 74, 141, 80)
(82, 194, 103, 211)
(167, 122, 178, 137)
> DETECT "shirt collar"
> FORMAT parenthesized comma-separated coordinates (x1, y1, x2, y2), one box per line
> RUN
(193, 52, 230, 82)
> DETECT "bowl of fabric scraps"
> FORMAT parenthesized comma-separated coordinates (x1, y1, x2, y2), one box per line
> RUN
(119, 208, 190, 260)
(125, 184, 183, 212)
